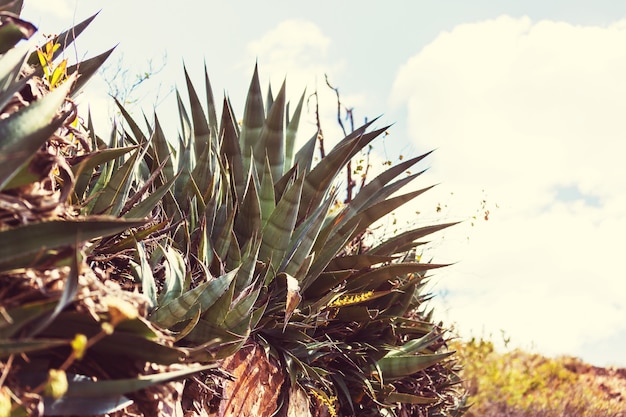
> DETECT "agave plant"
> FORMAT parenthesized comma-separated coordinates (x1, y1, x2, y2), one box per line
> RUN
(91, 59, 468, 416)
(0, 3, 214, 416)
(0, 2, 467, 416)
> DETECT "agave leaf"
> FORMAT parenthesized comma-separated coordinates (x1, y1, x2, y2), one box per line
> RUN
(150, 268, 238, 329)
(333, 305, 380, 322)
(90, 148, 139, 216)
(40, 378, 132, 416)
(233, 236, 261, 292)
(233, 169, 261, 246)
(184, 64, 211, 160)
(224, 230, 243, 271)
(155, 245, 187, 306)
(304, 270, 354, 299)
(203, 62, 219, 137)
(0, 14, 36, 54)
(120, 156, 167, 215)
(223, 285, 261, 330)
(124, 170, 180, 219)
(213, 196, 236, 262)
(345, 262, 448, 292)
(259, 174, 304, 271)
(150, 114, 175, 181)
(0, 299, 58, 339)
(368, 222, 459, 256)
(258, 156, 275, 228)
(0, 75, 73, 190)
(97, 220, 168, 254)
(219, 95, 245, 200)
(0, 339, 69, 358)
(130, 241, 157, 309)
(376, 351, 454, 380)
(187, 139, 214, 203)
(266, 82, 274, 110)
(66, 47, 115, 97)
(284, 89, 306, 171)
(281, 194, 334, 277)
(28, 13, 98, 66)
(71, 145, 137, 198)
(201, 275, 237, 327)
(298, 126, 369, 220)
(183, 317, 247, 345)
(40, 312, 186, 364)
(326, 255, 396, 272)
(0, 218, 146, 271)
(385, 330, 443, 358)
(301, 221, 359, 293)
(0, 41, 30, 97)
(327, 186, 436, 247)
(27, 247, 81, 337)
(239, 64, 264, 174)
(0, 0, 23, 14)
(352, 151, 431, 208)
(57, 365, 215, 398)
(385, 392, 438, 405)
(220, 95, 240, 139)
(254, 80, 285, 180)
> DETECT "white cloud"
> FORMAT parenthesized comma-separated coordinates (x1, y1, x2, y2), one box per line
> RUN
(391, 15, 626, 366)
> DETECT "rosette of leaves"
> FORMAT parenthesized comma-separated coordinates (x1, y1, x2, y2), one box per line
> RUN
(0, 3, 212, 416)
(103, 61, 468, 416)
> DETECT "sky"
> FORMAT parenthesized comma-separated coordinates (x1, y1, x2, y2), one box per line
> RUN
(20, 1, 626, 367)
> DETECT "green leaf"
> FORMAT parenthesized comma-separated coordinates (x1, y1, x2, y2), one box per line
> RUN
(124, 170, 180, 219)
(66, 47, 115, 97)
(254, 80, 285, 180)
(0, 41, 30, 98)
(0, 75, 73, 190)
(184, 64, 211, 160)
(0, 300, 58, 339)
(385, 392, 438, 405)
(41, 313, 186, 364)
(62, 365, 215, 398)
(385, 330, 443, 357)
(0, 14, 36, 54)
(28, 13, 98, 66)
(27, 247, 81, 337)
(0, 217, 146, 271)
(0, 339, 69, 358)
(284, 90, 306, 171)
(155, 245, 187, 306)
(345, 262, 448, 292)
(204, 63, 219, 138)
(71, 146, 137, 198)
(367, 223, 458, 256)
(376, 351, 454, 380)
(130, 241, 157, 308)
(150, 268, 238, 328)
(234, 170, 261, 246)
(259, 174, 304, 271)
(240, 64, 264, 174)
(90, 147, 141, 216)
(219, 95, 245, 199)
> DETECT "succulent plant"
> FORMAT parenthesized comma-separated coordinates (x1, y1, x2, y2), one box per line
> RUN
(0, 2, 467, 416)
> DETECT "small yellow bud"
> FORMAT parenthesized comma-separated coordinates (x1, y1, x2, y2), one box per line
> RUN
(44, 369, 68, 400)
(71, 333, 88, 360)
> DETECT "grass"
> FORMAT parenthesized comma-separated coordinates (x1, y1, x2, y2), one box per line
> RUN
(452, 337, 625, 417)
